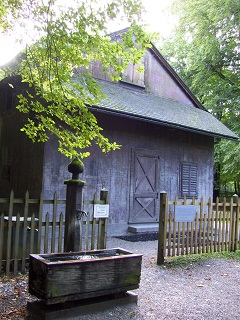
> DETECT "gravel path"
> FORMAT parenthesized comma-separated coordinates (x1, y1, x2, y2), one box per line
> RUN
(76, 237, 240, 320)
(0, 237, 239, 319)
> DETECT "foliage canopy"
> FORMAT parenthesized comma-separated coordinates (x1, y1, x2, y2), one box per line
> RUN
(0, 0, 152, 158)
(161, 0, 240, 194)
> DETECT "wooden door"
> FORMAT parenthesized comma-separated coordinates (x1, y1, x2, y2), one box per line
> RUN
(130, 150, 159, 223)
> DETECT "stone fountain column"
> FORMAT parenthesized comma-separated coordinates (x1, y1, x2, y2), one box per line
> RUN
(64, 159, 85, 252)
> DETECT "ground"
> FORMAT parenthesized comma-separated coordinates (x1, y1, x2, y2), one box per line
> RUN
(0, 237, 239, 319)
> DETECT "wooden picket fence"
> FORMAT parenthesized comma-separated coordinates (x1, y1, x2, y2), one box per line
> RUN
(0, 190, 108, 275)
(157, 193, 240, 264)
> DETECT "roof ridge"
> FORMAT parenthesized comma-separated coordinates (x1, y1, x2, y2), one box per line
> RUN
(109, 27, 130, 41)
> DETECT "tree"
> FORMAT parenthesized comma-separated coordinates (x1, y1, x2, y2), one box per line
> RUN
(0, 0, 152, 159)
(161, 0, 240, 196)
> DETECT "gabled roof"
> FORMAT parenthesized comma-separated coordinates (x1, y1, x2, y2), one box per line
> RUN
(110, 28, 205, 111)
(149, 44, 206, 111)
(88, 79, 238, 141)
(1, 28, 238, 141)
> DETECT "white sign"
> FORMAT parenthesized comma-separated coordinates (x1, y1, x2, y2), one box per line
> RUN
(94, 204, 109, 218)
(175, 205, 198, 222)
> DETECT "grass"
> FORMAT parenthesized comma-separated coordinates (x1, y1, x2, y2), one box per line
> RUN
(163, 250, 240, 269)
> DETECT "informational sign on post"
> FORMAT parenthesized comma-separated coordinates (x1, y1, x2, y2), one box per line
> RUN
(175, 205, 198, 222)
(94, 204, 110, 218)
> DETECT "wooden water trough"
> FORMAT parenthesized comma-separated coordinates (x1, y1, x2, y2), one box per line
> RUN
(29, 248, 142, 305)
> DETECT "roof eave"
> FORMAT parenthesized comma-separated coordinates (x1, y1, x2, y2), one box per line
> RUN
(89, 105, 239, 142)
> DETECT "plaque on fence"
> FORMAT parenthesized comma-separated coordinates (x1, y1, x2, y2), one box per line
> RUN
(94, 204, 110, 218)
(175, 205, 198, 222)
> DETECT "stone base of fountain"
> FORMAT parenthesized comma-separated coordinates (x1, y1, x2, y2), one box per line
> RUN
(27, 291, 138, 320)
(29, 248, 142, 305)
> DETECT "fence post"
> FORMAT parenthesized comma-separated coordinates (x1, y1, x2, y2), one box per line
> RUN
(157, 191, 167, 265)
(233, 194, 239, 251)
(100, 188, 109, 204)
(98, 188, 109, 249)
(6, 190, 14, 276)
(64, 159, 85, 252)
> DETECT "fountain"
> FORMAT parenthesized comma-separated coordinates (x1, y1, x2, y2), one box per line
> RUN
(29, 248, 142, 304)
(28, 159, 142, 319)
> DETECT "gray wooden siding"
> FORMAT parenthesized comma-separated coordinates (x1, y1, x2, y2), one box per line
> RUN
(76, 49, 196, 108)
(42, 112, 214, 234)
(0, 110, 44, 199)
(144, 50, 195, 106)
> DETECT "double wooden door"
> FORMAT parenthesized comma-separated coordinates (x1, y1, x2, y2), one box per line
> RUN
(130, 150, 159, 223)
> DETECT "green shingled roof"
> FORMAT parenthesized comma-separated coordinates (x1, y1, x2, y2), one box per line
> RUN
(90, 80, 238, 141)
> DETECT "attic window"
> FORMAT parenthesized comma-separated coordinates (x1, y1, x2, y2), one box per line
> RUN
(181, 162, 198, 198)
(121, 61, 145, 87)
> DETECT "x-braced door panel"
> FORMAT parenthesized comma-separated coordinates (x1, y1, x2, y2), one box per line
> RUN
(130, 151, 159, 223)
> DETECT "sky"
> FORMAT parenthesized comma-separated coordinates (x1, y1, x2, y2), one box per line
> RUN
(0, 0, 175, 65)
(141, 0, 174, 35)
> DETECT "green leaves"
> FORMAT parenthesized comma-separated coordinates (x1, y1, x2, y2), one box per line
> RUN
(161, 0, 240, 193)
(1, 0, 151, 159)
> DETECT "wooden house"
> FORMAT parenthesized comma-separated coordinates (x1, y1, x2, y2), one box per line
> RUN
(0, 30, 238, 234)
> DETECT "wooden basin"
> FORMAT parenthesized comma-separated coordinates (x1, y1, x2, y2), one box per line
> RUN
(29, 248, 142, 304)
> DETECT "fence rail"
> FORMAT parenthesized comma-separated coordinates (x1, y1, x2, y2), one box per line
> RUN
(157, 193, 240, 264)
(0, 190, 108, 275)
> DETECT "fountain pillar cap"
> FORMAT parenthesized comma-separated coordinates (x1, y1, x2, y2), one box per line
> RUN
(68, 158, 84, 180)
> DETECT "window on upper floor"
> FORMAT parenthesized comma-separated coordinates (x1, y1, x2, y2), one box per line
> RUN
(121, 61, 145, 87)
(180, 162, 198, 198)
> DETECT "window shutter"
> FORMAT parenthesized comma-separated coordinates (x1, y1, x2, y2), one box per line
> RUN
(122, 60, 145, 87)
(181, 162, 198, 197)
